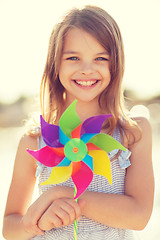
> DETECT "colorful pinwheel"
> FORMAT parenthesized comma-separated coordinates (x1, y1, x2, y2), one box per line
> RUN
(27, 100, 126, 199)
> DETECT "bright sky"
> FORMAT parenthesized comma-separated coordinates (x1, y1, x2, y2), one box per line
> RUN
(0, 0, 160, 103)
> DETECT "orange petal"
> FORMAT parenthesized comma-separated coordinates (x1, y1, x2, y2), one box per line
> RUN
(49, 147, 65, 156)
(72, 161, 81, 175)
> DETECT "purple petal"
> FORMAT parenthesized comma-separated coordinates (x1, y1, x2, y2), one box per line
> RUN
(80, 115, 112, 136)
(41, 115, 61, 147)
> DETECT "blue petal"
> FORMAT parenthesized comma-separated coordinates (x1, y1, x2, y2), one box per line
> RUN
(81, 133, 97, 143)
(82, 154, 93, 171)
(57, 157, 71, 167)
(59, 127, 70, 145)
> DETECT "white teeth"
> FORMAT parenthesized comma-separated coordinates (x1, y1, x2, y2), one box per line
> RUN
(75, 80, 97, 86)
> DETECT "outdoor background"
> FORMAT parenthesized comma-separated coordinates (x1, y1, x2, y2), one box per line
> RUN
(0, 0, 160, 239)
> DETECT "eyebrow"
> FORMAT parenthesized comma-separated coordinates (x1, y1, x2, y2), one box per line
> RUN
(63, 51, 109, 55)
(63, 51, 80, 55)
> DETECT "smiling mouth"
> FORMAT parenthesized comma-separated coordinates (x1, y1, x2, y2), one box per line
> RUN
(73, 80, 99, 87)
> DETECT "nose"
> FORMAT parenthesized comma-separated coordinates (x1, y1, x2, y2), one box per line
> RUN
(80, 62, 94, 75)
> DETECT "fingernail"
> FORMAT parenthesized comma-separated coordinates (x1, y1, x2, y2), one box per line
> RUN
(76, 216, 81, 222)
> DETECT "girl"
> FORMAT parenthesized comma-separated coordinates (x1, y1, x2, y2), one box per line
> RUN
(3, 5, 154, 240)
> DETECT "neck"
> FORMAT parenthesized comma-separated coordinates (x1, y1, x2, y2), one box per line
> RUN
(76, 100, 105, 122)
(61, 97, 107, 122)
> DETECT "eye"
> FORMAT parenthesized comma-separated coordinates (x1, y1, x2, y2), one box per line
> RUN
(66, 56, 79, 61)
(95, 57, 109, 61)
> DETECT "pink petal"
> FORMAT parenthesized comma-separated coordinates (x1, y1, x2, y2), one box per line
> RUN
(27, 146, 64, 167)
(72, 161, 93, 199)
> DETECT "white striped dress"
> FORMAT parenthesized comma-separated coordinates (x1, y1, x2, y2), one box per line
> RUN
(31, 127, 136, 240)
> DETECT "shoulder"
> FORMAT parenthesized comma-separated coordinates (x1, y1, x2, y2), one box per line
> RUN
(19, 133, 39, 149)
(123, 116, 151, 147)
(16, 132, 39, 172)
(129, 117, 152, 152)
(132, 116, 151, 130)
(132, 116, 152, 140)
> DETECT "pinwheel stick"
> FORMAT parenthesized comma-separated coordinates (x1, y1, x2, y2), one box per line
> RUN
(74, 186, 78, 240)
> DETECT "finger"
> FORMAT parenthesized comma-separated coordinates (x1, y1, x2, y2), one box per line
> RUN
(63, 198, 81, 221)
(60, 200, 76, 224)
(52, 201, 71, 226)
(48, 214, 63, 229)
(38, 208, 63, 230)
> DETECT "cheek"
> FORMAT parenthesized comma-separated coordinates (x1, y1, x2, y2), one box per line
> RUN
(59, 62, 74, 75)
(102, 66, 111, 80)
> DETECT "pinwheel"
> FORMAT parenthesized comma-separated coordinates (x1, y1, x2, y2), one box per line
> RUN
(27, 100, 126, 199)
(27, 100, 126, 239)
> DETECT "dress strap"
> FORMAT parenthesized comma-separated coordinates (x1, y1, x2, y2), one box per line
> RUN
(108, 126, 131, 169)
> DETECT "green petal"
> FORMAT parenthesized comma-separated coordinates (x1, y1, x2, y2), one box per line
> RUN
(59, 100, 81, 138)
(88, 133, 126, 153)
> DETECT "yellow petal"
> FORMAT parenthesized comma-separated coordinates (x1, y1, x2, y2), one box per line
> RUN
(41, 164, 72, 185)
(88, 150, 112, 185)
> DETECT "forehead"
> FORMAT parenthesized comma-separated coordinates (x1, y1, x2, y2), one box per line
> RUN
(63, 28, 107, 54)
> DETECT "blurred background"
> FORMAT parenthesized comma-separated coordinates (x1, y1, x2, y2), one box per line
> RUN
(0, 0, 160, 239)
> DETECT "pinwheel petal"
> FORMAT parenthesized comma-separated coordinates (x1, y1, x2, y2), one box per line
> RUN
(71, 123, 82, 139)
(59, 127, 70, 145)
(57, 157, 71, 167)
(52, 147, 65, 156)
(81, 114, 112, 136)
(41, 164, 72, 185)
(82, 154, 93, 171)
(80, 133, 97, 143)
(72, 162, 81, 175)
(89, 133, 126, 153)
(88, 150, 112, 184)
(72, 155, 93, 199)
(40, 115, 60, 147)
(27, 146, 64, 167)
(59, 100, 81, 138)
(86, 143, 101, 151)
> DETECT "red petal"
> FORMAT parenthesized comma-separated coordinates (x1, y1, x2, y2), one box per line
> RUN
(87, 142, 101, 151)
(71, 123, 82, 139)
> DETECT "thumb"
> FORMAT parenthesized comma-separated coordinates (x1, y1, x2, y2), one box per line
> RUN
(78, 199, 86, 210)
(76, 199, 86, 222)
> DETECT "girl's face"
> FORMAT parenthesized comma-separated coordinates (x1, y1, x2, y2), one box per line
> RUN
(59, 28, 111, 105)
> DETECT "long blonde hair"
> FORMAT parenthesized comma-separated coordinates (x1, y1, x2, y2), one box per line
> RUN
(39, 5, 141, 145)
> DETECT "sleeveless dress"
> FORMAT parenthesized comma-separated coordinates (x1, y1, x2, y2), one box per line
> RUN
(31, 127, 135, 240)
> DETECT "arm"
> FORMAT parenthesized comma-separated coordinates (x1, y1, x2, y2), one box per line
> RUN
(2, 134, 44, 240)
(80, 117, 154, 230)
(2, 134, 84, 240)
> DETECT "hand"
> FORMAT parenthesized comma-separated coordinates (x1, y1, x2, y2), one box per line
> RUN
(21, 211, 44, 237)
(20, 186, 83, 235)
(38, 198, 85, 231)
(20, 187, 59, 236)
